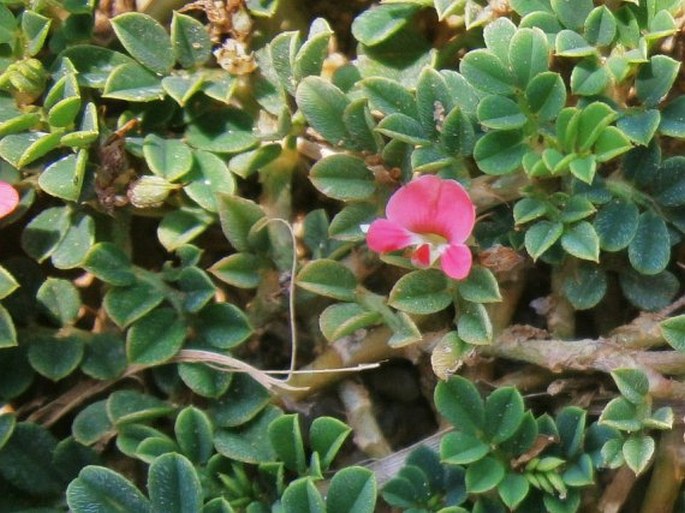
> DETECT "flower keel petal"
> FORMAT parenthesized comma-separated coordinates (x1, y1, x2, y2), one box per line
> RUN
(440, 243, 473, 280)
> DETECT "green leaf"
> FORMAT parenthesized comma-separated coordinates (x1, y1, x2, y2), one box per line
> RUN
(309, 155, 376, 201)
(0, 414, 15, 452)
(594, 126, 632, 162)
(623, 434, 654, 475)
(562, 453, 594, 487)
(628, 210, 670, 275)
(351, 3, 419, 47)
(562, 263, 606, 310)
(103, 62, 164, 102)
(171, 12, 211, 68)
(497, 473, 529, 510)
(158, 208, 212, 251)
(525, 71, 566, 121)
(457, 301, 493, 345)
(58, 45, 135, 89)
(143, 134, 193, 181)
(387, 311, 422, 348)
(661, 315, 685, 352)
(217, 194, 265, 252)
(555, 30, 596, 57)
(460, 49, 515, 95)
(484, 387, 525, 444)
(525, 220, 563, 260)
(570, 58, 609, 96)
(148, 453, 202, 513)
(440, 430, 489, 464)
(0, 131, 62, 168)
(360, 77, 418, 118)
(441, 106, 475, 156)
(127, 307, 186, 365)
(620, 269, 679, 312)
(293, 18, 332, 82)
(196, 303, 252, 349)
(38, 150, 87, 202)
(21, 10, 51, 56)
(594, 198, 639, 252)
(511, 0, 553, 15)
(178, 363, 232, 399)
(561, 221, 599, 262)
(577, 102, 617, 152)
(27, 330, 83, 380)
(416, 67, 454, 137)
(569, 155, 596, 184)
(435, 375, 485, 435)
(67, 466, 150, 513)
(329, 202, 376, 242)
(107, 390, 174, 425)
(556, 406, 586, 458)
(644, 406, 674, 431)
(177, 267, 216, 313)
(296, 77, 349, 146)
(209, 253, 261, 289)
(210, 374, 270, 427)
(458, 266, 501, 303)
(474, 130, 526, 175)
(0, 264, 18, 300)
(185, 107, 256, 153)
(214, 405, 282, 463)
(660, 96, 685, 138)
(0, 304, 16, 348)
(83, 243, 135, 286)
(82, 332, 127, 380)
(617, 109, 660, 146)
(50, 211, 94, 270)
(327, 467, 376, 513)
(389, 269, 452, 314)
(296, 259, 357, 301)
(0, 422, 63, 495)
(319, 302, 381, 342)
(376, 112, 430, 145)
(309, 416, 351, 470)
(514, 197, 548, 224)
(162, 74, 205, 107)
(599, 397, 641, 432)
(465, 456, 505, 493)
(21, 206, 70, 262)
(584, 6, 616, 46)
(111, 12, 173, 74)
(281, 477, 325, 513)
(654, 156, 685, 207)
(343, 98, 380, 152)
(636, 55, 680, 107)
(483, 18, 517, 67)
(268, 414, 306, 474)
(509, 28, 549, 87)
(103, 279, 165, 328)
(37, 278, 80, 325)
(611, 368, 649, 404)
(477, 96, 526, 130)
(551, 0, 593, 30)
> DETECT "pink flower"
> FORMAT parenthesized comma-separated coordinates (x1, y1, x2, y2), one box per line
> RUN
(367, 175, 476, 280)
(0, 182, 18, 219)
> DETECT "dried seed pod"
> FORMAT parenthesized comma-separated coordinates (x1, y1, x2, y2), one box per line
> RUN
(127, 175, 181, 208)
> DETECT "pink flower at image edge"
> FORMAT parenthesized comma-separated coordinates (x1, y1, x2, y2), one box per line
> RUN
(0, 181, 19, 219)
(366, 175, 476, 280)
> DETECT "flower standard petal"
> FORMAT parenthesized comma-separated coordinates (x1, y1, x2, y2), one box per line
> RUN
(366, 218, 415, 253)
(440, 243, 473, 280)
(385, 175, 475, 243)
(0, 182, 19, 219)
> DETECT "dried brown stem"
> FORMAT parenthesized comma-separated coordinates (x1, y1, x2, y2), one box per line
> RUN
(598, 466, 638, 513)
(338, 379, 392, 459)
(639, 426, 685, 513)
